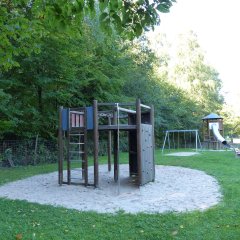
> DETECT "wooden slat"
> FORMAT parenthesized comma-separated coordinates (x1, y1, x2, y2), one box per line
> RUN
(98, 125, 136, 130)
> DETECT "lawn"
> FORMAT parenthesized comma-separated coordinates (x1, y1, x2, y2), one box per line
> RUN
(0, 150, 240, 240)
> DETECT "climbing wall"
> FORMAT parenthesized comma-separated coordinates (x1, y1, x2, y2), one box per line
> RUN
(140, 124, 155, 185)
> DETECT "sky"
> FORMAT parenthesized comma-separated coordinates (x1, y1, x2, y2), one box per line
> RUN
(151, 0, 240, 115)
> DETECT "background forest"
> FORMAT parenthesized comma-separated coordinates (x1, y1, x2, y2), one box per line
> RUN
(0, 0, 238, 145)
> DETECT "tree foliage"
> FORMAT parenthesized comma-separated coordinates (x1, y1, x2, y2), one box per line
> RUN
(0, 0, 175, 71)
(0, 2, 228, 141)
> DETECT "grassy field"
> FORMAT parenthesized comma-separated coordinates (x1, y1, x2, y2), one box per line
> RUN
(0, 150, 240, 239)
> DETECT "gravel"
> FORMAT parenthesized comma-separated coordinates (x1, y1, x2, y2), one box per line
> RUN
(0, 164, 222, 214)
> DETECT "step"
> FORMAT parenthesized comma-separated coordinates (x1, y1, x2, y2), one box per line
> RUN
(71, 168, 86, 172)
(69, 159, 85, 163)
(69, 151, 84, 154)
(69, 133, 85, 136)
(69, 142, 85, 145)
(70, 177, 84, 180)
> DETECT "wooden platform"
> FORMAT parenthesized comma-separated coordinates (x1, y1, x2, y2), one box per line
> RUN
(98, 125, 137, 131)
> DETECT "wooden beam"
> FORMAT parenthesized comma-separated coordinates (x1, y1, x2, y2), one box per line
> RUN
(98, 125, 136, 131)
(93, 100, 99, 187)
(84, 107, 88, 186)
(58, 106, 63, 185)
(136, 99, 142, 186)
(150, 104, 155, 181)
(107, 117, 112, 172)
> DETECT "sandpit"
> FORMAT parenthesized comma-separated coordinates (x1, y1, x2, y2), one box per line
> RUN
(0, 165, 222, 214)
(165, 152, 200, 156)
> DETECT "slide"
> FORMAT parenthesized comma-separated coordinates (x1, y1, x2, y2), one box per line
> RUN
(211, 123, 240, 155)
(211, 123, 229, 147)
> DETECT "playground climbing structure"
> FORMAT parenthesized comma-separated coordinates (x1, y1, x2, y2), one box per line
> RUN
(58, 99, 155, 188)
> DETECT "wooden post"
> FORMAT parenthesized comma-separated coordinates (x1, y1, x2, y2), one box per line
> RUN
(67, 108, 71, 184)
(93, 100, 99, 187)
(107, 116, 112, 172)
(58, 106, 63, 185)
(34, 134, 39, 165)
(150, 104, 155, 181)
(136, 99, 142, 185)
(84, 108, 88, 186)
(113, 110, 118, 182)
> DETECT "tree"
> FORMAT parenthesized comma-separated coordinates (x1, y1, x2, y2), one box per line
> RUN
(147, 31, 224, 111)
(0, 0, 176, 72)
(0, 20, 135, 138)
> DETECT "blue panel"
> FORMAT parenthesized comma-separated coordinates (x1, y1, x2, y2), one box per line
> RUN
(87, 106, 93, 130)
(62, 108, 69, 131)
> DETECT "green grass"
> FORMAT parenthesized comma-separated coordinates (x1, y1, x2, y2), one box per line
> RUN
(0, 150, 240, 239)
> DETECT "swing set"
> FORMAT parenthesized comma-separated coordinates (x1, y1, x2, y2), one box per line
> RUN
(161, 129, 202, 153)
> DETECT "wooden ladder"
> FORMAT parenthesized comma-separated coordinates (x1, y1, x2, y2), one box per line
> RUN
(67, 108, 88, 186)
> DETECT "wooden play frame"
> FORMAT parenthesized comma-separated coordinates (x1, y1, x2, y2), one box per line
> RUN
(58, 99, 155, 188)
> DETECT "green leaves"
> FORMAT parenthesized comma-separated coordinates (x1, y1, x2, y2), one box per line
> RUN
(0, 0, 176, 72)
(157, 0, 175, 13)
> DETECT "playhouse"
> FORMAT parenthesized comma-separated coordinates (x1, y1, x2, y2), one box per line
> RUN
(58, 99, 155, 188)
(202, 113, 224, 149)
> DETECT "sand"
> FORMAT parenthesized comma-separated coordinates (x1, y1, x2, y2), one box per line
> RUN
(0, 164, 222, 214)
(164, 152, 200, 156)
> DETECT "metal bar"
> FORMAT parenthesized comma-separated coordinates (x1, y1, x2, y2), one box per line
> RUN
(197, 131, 202, 149)
(195, 130, 198, 152)
(69, 143, 85, 145)
(93, 100, 99, 188)
(140, 103, 151, 109)
(117, 106, 136, 114)
(97, 102, 135, 107)
(165, 129, 199, 133)
(167, 132, 170, 149)
(136, 99, 142, 186)
(162, 132, 167, 153)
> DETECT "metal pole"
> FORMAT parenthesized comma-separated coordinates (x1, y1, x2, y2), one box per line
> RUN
(167, 131, 170, 150)
(162, 131, 168, 153)
(197, 131, 202, 150)
(195, 130, 198, 152)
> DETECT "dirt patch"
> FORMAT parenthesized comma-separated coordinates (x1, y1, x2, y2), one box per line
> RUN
(165, 152, 200, 156)
(0, 164, 222, 214)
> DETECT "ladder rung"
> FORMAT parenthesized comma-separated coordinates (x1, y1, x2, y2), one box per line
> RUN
(71, 168, 86, 172)
(69, 159, 85, 162)
(69, 133, 84, 136)
(69, 111, 84, 114)
(70, 142, 84, 145)
(69, 151, 84, 154)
